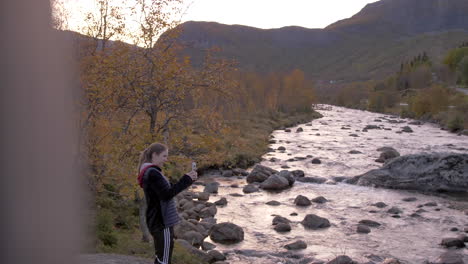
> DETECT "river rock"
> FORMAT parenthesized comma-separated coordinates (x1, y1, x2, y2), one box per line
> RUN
(285, 129, 291, 132)
(278, 146, 286, 151)
(274, 223, 291, 232)
(348, 153, 468, 193)
(181, 230, 204, 248)
(357, 224, 371, 234)
(430, 251, 465, 264)
(284, 240, 307, 250)
(214, 197, 227, 206)
(291, 170, 305, 178)
(401, 126, 413, 133)
(381, 258, 402, 264)
(364, 125, 381, 130)
(375, 147, 400, 163)
(296, 176, 327, 184)
(200, 205, 217, 218)
(247, 164, 278, 183)
(294, 195, 311, 206)
(326, 255, 357, 264)
(387, 207, 402, 214)
(272, 215, 291, 225)
(266, 200, 281, 206)
(301, 214, 331, 229)
(260, 174, 290, 190)
(359, 219, 381, 227)
(210, 222, 244, 244)
(176, 239, 210, 262)
(296, 127, 304, 132)
(204, 182, 220, 194)
(233, 168, 249, 176)
(332, 176, 349, 182)
(402, 197, 417, 202)
(243, 184, 259, 193)
(311, 158, 322, 164)
(457, 234, 468, 242)
(312, 196, 328, 204)
(207, 250, 226, 262)
(441, 238, 465, 248)
(198, 192, 210, 201)
(278, 170, 295, 186)
(175, 219, 198, 233)
(349, 150, 362, 154)
(202, 241, 216, 251)
(372, 202, 387, 208)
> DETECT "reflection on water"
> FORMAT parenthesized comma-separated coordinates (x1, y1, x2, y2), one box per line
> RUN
(197, 105, 468, 264)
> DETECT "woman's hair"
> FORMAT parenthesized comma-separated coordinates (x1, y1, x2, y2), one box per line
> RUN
(137, 143, 167, 172)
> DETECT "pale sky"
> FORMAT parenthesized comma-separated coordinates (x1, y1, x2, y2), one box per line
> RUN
(61, 0, 379, 41)
(181, 0, 379, 29)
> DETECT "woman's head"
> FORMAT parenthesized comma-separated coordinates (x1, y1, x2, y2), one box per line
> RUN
(138, 143, 168, 170)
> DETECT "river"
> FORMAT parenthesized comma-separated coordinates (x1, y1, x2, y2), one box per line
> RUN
(194, 105, 468, 264)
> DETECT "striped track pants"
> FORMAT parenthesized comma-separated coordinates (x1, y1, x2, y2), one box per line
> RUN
(151, 227, 174, 264)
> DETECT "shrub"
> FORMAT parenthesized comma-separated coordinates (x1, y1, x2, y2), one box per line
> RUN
(447, 115, 464, 132)
(96, 209, 118, 247)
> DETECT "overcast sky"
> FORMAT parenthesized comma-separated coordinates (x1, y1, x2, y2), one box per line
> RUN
(181, 0, 379, 29)
(63, 0, 379, 32)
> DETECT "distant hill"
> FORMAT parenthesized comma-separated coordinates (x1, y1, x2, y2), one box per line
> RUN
(173, 0, 468, 81)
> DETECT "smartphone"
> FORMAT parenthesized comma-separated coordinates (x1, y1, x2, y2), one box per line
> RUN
(192, 162, 197, 171)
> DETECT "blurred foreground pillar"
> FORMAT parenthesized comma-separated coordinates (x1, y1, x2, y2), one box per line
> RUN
(1, 1, 83, 264)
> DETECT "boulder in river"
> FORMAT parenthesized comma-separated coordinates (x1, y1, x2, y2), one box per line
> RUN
(311, 158, 322, 164)
(375, 147, 400, 163)
(297, 176, 327, 184)
(272, 215, 291, 225)
(294, 195, 311, 206)
(266, 200, 281, 206)
(312, 196, 328, 204)
(181, 230, 204, 248)
(357, 224, 371, 234)
(430, 251, 465, 264)
(364, 125, 381, 130)
(326, 255, 358, 264)
(210, 222, 244, 244)
(274, 223, 291, 232)
(301, 214, 331, 229)
(203, 182, 219, 194)
(372, 202, 387, 208)
(260, 174, 290, 191)
(243, 184, 259, 194)
(441, 238, 465, 248)
(347, 153, 468, 193)
(278, 170, 295, 186)
(247, 164, 278, 183)
(291, 170, 305, 178)
(284, 240, 307, 250)
(401, 126, 414, 133)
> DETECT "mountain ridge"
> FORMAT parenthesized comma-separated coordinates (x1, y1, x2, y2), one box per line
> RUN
(174, 0, 468, 81)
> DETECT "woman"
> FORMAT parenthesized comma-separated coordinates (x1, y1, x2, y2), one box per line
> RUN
(137, 143, 197, 264)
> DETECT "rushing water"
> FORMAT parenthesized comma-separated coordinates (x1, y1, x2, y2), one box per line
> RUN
(194, 105, 468, 264)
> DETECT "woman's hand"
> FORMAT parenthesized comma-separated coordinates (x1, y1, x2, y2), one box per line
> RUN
(186, 170, 198, 181)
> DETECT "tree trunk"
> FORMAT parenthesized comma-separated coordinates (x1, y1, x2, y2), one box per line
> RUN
(135, 191, 151, 242)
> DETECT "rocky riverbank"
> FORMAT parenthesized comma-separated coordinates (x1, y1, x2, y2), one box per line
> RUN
(172, 156, 467, 263)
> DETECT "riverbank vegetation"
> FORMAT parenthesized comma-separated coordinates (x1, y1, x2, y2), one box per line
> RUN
(329, 43, 468, 133)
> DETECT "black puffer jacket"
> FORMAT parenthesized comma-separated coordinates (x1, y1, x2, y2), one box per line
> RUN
(141, 164, 193, 232)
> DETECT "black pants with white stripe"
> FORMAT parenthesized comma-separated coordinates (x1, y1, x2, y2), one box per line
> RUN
(151, 227, 174, 264)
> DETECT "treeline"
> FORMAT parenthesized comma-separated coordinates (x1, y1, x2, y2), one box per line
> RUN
(331, 45, 468, 133)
